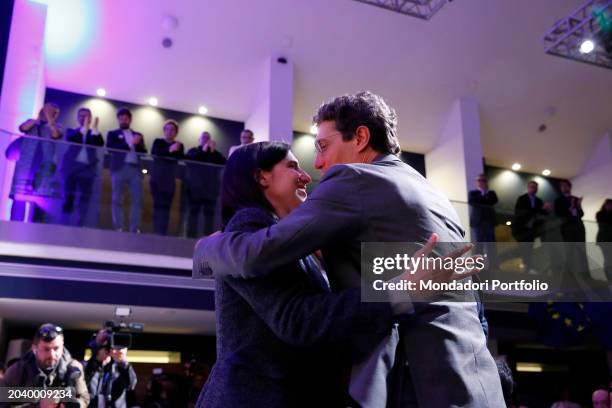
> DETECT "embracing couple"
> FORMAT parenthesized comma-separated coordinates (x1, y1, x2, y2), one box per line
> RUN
(193, 91, 505, 407)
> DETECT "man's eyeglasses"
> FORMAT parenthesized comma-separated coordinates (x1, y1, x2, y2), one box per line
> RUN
(314, 140, 328, 154)
(36, 324, 63, 341)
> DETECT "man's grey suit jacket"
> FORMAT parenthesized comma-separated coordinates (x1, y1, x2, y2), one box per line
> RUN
(194, 154, 505, 408)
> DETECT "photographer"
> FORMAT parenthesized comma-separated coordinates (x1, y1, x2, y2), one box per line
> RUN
(84, 329, 137, 408)
(0, 323, 89, 408)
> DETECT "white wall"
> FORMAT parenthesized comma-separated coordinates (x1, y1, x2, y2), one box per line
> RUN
(0, 0, 47, 220)
(572, 132, 612, 222)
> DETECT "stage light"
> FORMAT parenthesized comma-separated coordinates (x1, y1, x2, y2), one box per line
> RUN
(516, 362, 543, 373)
(506, 221, 512, 226)
(511, 163, 521, 171)
(579, 39, 595, 54)
(148, 97, 158, 107)
(198, 106, 208, 115)
(142, 169, 148, 175)
(310, 124, 318, 135)
(544, 0, 612, 70)
(96, 88, 106, 97)
(542, 169, 551, 176)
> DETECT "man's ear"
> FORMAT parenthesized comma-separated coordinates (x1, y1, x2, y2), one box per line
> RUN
(354, 125, 371, 152)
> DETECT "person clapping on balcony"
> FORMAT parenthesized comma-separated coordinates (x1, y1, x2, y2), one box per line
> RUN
(150, 119, 184, 235)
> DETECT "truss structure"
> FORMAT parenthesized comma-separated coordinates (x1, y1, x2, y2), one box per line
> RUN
(352, 0, 452, 20)
(544, 0, 612, 70)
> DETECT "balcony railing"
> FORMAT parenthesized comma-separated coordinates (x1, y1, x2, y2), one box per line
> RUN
(3, 129, 225, 238)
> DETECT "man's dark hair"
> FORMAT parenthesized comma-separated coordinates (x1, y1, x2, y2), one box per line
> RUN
(77, 107, 92, 115)
(560, 179, 572, 188)
(33, 323, 63, 344)
(242, 129, 254, 137)
(220, 141, 291, 226)
(116, 107, 132, 119)
(164, 119, 179, 132)
(313, 91, 401, 156)
(528, 180, 538, 187)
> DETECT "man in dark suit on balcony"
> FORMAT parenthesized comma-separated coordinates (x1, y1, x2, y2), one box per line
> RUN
(106, 107, 147, 233)
(468, 173, 498, 271)
(150, 119, 184, 235)
(185, 132, 226, 237)
(61, 107, 104, 227)
(513, 180, 549, 274)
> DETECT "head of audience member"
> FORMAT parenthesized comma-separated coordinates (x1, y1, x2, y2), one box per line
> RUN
(527, 181, 538, 196)
(163, 119, 179, 143)
(560, 179, 572, 195)
(39, 102, 60, 123)
(200, 132, 216, 151)
(592, 388, 610, 408)
(312, 91, 401, 174)
(240, 129, 254, 146)
(220, 142, 311, 226)
(96, 346, 112, 366)
(77, 108, 92, 127)
(31, 323, 64, 371)
(600, 198, 612, 213)
(117, 107, 132, 130)
(110, 347, 128, 363)
(476, 174, 488, 191)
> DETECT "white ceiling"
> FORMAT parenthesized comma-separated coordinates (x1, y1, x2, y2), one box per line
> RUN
(42, 0, 612, 178)
(0, 298, 216, 335)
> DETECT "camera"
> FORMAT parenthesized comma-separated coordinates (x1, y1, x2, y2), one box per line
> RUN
(101, 320, 144, 349)
(95, 307, 144, 349)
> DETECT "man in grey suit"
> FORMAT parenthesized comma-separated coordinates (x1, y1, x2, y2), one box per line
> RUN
(194, 92, 504, 407)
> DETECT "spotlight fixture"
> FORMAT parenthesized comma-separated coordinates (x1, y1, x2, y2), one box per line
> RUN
(579, 38, 596, 53)
(309, 124, 318, 135)
(352, 0, 452, 20)
(544, 0, 612, 70)
(142, 169, 148, 175)
(148, 97, 158, 107)
(198, 106, 208, 115)
(506, 221, 512, 226)
(511, 163, 522, 171)
(542, 169, 551, 176)
(96, 88, 106, 97)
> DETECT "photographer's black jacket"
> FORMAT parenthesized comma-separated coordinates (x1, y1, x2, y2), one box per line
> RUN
(0, 348, 90, 408)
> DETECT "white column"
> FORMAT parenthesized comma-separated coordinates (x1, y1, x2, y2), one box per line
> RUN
(0, 0, 48, 220)
(245, 55, 293, 143)
(572, 132, 612, 223)
(425, 97, 484, 238)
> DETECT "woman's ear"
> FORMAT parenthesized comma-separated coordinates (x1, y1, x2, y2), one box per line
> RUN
(255, 170, 270, 188)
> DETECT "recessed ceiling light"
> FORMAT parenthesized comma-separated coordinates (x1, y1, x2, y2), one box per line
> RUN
(142, 169, 148, 174)
(148, 97, 158, 107)
(96, 88, 106, 97)
(542, 169, 551, 176)
(505, 221, 512, 226)
(511, 163, 521, 171)
(579, 39, 595, 54)
(309, 124, 318, 135)
(198, 106, 208, 115)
